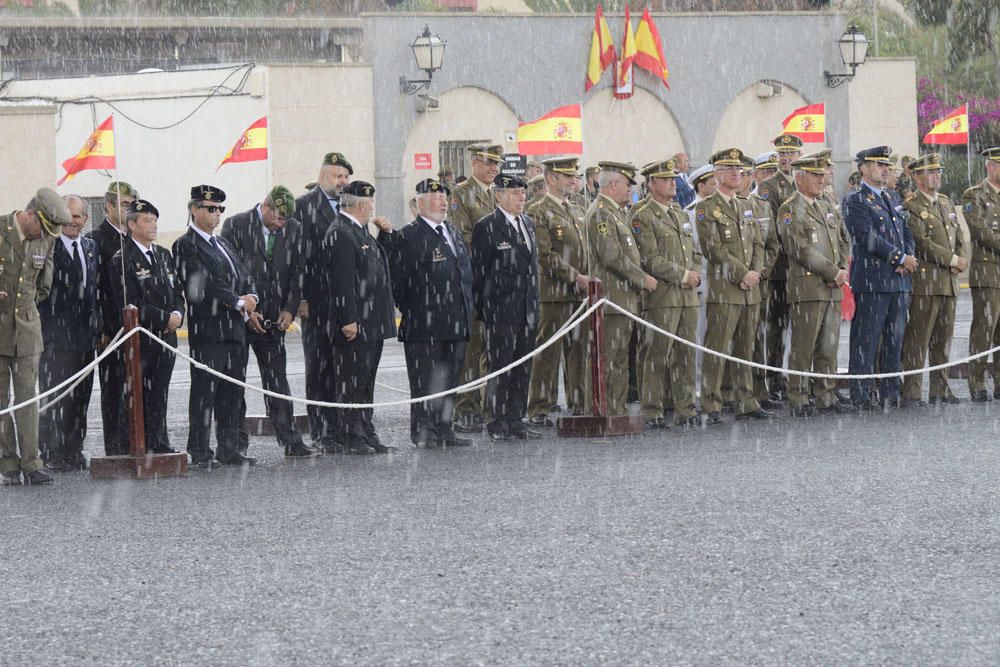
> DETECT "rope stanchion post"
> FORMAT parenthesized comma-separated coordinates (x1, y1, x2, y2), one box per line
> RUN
(557, 280, 645, 438)
(90, 306, 187, 480)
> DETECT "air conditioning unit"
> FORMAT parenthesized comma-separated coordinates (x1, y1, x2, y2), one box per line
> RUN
(756, 80, 783, 98)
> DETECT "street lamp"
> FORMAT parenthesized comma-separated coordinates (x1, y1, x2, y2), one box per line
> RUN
(399, 25, 446, 95)
(824, 24, 869, 88)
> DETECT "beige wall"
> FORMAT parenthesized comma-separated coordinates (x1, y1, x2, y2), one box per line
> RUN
(0, 106, 57, 212)
(269, 64, 375, 194)
(581, 87, 685, 171)
(712, 83, 811, 160)
(848, 58, 918, 159)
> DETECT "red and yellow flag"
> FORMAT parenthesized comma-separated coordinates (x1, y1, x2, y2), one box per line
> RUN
(517, 104, 583, 156)
(585, 5, 616, 91)
(633, 7, 669, 89)
(922, 104, 969, 145)
(614, 6, 638, 99)
(217, 116, 268, 172)
(58, 115, 116, 185)
(781, 103, 826, 143)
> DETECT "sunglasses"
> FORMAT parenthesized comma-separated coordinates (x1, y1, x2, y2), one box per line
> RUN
(199, 205, 226, 213)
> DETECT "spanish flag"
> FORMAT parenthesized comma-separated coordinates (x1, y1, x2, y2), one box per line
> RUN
(781, 103, 826, 143)
(584, 5, 616, 91)
(614, 6, 637, 99)
(517, 104, 583, 156)
(633, 8, 669, 89)
(58, 115, 116, 185)
(922, 104, 969, 145)
(217, 116, 268, 172)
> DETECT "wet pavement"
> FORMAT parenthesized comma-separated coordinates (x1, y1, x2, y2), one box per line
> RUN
(3, 290, 1000, 664)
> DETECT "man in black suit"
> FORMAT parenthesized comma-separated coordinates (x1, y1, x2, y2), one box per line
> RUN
(389, 178, 474, 449)
(38, 194, 99, 471)
(221, 185, 317, 459)
(173, 185, 258, 468)
(317, 181, 396, 455)
(471, 174, 541, 441)
(110, 199, 185, 454)
(295, 151, 352, 448)
(85, 180, 137, 456)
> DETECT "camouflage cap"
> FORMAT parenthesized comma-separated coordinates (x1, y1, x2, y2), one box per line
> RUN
(322, 152, 354, 175)
(267, 185, 296, 217)
(34, 187, 71, 237)
(106, 181, 138, 198)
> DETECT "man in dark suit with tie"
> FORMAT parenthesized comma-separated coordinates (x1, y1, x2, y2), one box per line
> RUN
(221, 185, 317, 459)
(38, 194, 99, 471)
(173, 185, 258, 468)
(843, 146, 918, 409)
(388, 178, 474, 448)
(86, 180, 137, 456)
(295, 151, 352, 448)
(110, 199, 185, 454)
(317, 181, 396, 455)
(471, 174, 541, 441)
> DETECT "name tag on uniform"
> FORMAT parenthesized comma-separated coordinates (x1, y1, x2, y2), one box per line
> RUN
(432, 248, 447, 262)
(497, 241, 512, 250)
(31, 254, 46, 268)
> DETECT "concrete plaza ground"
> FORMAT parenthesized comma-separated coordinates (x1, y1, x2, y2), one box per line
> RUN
(2, 290, 999, 664)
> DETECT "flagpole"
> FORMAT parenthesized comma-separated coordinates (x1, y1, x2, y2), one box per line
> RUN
(967, 134, 972, 187)
(111, 113, 129, 317)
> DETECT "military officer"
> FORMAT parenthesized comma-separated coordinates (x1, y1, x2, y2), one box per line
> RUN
(779, 153, 856, 416)
(898, 154, 967, 406)
(752, 152, 778, 191)
(86, 180, 137, 456)
(587, 162, 657, 416)
(962, 146, 1000, 401)
(0, 188, 68, 486)
(842, 146, 917, 409)
(525, 156, 591, 425)
(632, 159, 702, 428)
(173, 185, 259, 468)
(756, 134, 802, 401)
(526, 173, 546, 209)
(295, 151, 352, 447)
(449, 143, 502, 433)
(695, 148, 769, 423)
(111, 199, 185, 454)
(320, 181, 397, 454)
(673, 152, 696, 209)
(584, 166, 601, 202)
(471, 174, 541, 441)
(390, 179, 474, 448)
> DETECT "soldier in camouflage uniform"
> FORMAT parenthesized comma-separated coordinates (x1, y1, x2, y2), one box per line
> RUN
(449, 143, 502, 432)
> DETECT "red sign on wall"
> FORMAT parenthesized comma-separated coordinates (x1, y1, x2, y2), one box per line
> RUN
(414, 153, 433, 170)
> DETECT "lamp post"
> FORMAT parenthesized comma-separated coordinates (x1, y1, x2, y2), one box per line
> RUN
(399, 25, 446, 95)
(824, 24, 869, 88)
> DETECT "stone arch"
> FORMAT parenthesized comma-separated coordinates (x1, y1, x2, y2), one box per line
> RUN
(581, 86, 685, 169)
(711, 81, 812, 159)
(400, 86, 518, 208)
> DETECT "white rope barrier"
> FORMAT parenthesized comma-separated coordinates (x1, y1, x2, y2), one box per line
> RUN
(37, 328, 127, 415)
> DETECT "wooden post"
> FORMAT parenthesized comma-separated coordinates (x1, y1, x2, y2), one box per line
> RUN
(123, 306, 146, 457)
(556, 278, 644, 437)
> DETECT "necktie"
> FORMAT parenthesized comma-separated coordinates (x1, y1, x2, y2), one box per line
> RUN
(146, 249, 155, 267)
(210, 236, 237, 275)
(71, 240, 82, 278)
(266, 231, 276, 261)
(515, 216, 531, 251)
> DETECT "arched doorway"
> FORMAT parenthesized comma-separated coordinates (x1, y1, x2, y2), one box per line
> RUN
(712, 82, 811, 158)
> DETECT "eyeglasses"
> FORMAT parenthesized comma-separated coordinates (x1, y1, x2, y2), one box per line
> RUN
(199, 205, 226, 213)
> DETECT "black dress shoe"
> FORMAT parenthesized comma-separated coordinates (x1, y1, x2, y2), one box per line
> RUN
(971, 390, 991, 403)
(758, 398, 783, 410)
(46, 460, 77, 473)
(346, 442, 376, 455)
(901, 398, 928, 409)
(369, 441, 397, 454)
(722, 400, 737, 413)
(644, 417, 668, 430)
(190, 457, 221, 470)
(674, 414, 700, 427)
(789, 405, 815, 418)
(855, 399, 882, 412)
(818, 402, 859, 415)
(440, 435, 473, 447)
(702, 411, 723, 425)
(150, 445, 179, 454)
(736, 408, 774, 420)
(285, 442, 320, 458)
(994, 389, 1000, 401)
(487, 430, 510, 442)
(217, 453, 258, 466)
(24, 468, 54, 485)
(509, 426, 543, 440)
(528, 415, 555, 427)
(930, 395, 962, 405)
(1, 470, 22, 486)
(453, 415, 483, 433)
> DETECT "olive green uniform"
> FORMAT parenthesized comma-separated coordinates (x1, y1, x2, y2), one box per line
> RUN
(779, 193, 849, 410)
(901, 191, 965, 401)
(631, 198, 701, 422)
(695, 191, 764, 415)
(962, 179, 1000, 395)
(587, 193, 647, 416)
(448, 177, 496, 421)
(526, 193, 590, 417)
(0, 213, 54, 476)
(757, 170, 796, 396)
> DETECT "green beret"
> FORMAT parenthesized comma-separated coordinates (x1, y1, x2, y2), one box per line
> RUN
(34, 187, 71, 237)
(267, 185, 296, 217)
(106, 181, 138, 198)
(322, 152, 354, 175)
